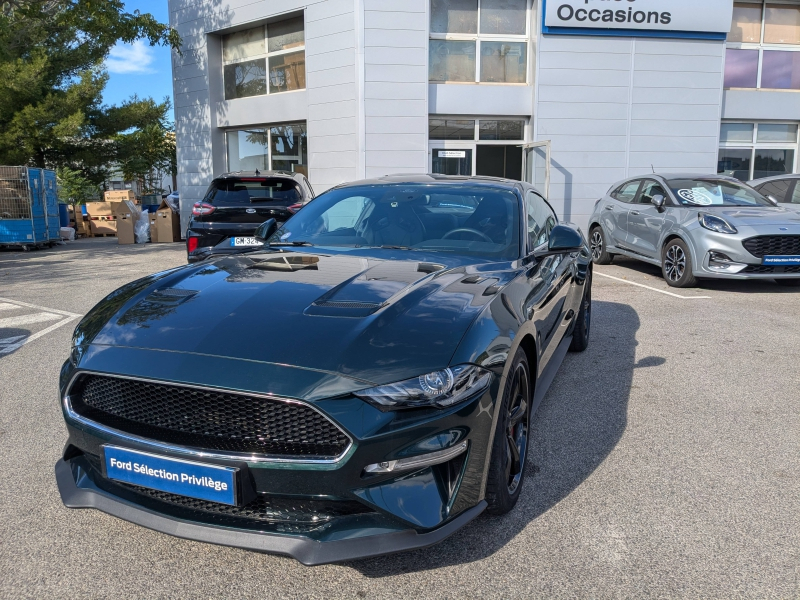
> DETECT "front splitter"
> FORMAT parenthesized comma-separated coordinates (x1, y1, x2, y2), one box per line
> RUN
(55, 459, 486, 566)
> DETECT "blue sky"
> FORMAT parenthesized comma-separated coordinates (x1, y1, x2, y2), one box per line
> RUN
(102, 0, 175, 120)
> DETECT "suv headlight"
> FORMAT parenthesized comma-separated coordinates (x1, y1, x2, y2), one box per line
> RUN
(698, 213, 737, 234)
(355, 365, 492, 410)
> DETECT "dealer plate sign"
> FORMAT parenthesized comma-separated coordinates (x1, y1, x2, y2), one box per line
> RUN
(764, 255, 800, 266)
(544, 0, 734, 35)
(103, 445, 238, 505)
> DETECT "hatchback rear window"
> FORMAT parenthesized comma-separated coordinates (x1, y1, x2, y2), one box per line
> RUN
(203, 178, 301, 205)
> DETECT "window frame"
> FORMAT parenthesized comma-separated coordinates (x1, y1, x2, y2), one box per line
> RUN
(726, 1, 800, 90)
(525, 188, 557, 252)
(718, 121, 800, 180)
(429, 0, 532, 85)
(221, 15, 306, 100)
(224, 121, 308, 175)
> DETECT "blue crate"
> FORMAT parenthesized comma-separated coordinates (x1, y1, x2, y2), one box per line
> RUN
(0, 218, 48, 244)
(0, 166, 60, 245)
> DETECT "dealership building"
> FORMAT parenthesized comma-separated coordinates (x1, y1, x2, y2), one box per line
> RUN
(169, 0, 800, 231)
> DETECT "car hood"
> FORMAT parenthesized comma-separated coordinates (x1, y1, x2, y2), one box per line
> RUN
(700, 206, 800, 227)
(74, 250, 518, 386)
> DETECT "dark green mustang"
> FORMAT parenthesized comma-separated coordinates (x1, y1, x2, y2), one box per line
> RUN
(56, 175, 592, 565)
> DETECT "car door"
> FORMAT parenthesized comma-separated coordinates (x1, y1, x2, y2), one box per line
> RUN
(626, 179, 668, 258)
(601, 180, 641, 248)
(523, 190, 572, 370)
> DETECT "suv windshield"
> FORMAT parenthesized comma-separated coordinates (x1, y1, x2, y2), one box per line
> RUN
(270, 184, 521, 259)
(203, 178, 301, 205)
(667, 179, 772, 207)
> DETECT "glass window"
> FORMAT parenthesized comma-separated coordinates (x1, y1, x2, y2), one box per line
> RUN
(717, 148, 752, 180)
(526, 191, 555, 249)
(479, 120, 524, 140)
(612, 181, 642, 203)
(431, 0, 478, 34)
(639, 180, 668, 205)
(764, 5, 800, 44)
(724, 49, 759, 88)
(760, 50, 800, 89)
(268, 51, 306, 93)
(757, 123, 799, 142)
(203, 178, 302, 206)
(728, 3, 764, 43)
(226, 123, 308, 174)
(480, 0, 528, 35)
(431, 149, 473, 175)
(222, 27, 265, 62)
(429, 40, 477, 82)
(270, 123, 308, 174)
(757, 179, 792, 201)
(480, 42, 527, 83)
(222, 17, 305, 100)
(790, 181, 800, 203)
(720, 123, 754, 143)
(667, 178, 772, 206)
(753, 149, 795, 179)
(267, 16, 305, 52)
(429, 119, 476, 140)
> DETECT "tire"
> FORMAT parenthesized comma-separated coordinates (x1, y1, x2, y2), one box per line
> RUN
(485, 348, 532, 516)
(661, 238, 698, 288)
(589, 226, 613, 265)
(569, 266, 592, 352)
(774, 278, 800, 287)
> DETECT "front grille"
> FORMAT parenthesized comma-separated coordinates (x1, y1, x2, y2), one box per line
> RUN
(743, 235, 800, 258)
(742, 265, 800, 274)
(70, 375, 351, 460)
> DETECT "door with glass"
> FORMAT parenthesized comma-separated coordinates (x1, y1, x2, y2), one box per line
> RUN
(521, 141, 550, 199)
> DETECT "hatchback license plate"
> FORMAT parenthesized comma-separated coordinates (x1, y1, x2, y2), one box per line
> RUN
(231, 237, 261, 247)
(763, 255, 800, 266)
(103, 445, 238, 505)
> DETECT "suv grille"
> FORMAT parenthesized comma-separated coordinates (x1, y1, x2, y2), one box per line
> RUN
(743, 235, 800, 258)
(742, 265, 800, 274)
(70, 375, 351, 460)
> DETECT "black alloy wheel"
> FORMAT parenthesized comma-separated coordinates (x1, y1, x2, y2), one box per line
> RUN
(590, 226, 613, 265)
(569, 266, 592, 352)
(661, 238, 698, 288)
(486, 348, 532, 515)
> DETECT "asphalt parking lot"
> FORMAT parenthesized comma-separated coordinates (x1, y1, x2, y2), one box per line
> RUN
(1, 238, 798, 598)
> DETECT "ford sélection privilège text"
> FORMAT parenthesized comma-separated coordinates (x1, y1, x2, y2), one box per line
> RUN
(56, 175, 592, 565)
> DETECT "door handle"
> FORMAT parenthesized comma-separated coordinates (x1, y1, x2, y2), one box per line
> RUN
(604, 206, 614, 211)
(630, 211, 640, 215)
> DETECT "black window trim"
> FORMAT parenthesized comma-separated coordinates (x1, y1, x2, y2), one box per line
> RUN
(522, 185, 558, 256)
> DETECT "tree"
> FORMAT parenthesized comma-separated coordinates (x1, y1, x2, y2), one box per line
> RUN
(0, 0, 181, 181)
(116, 120, 177, 195)
(56, 165, 99, 205)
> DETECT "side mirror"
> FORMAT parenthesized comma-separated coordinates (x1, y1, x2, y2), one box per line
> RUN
(652, 194, 666, 209)
(254, 218, 278, 242)
(534, 225, 583, 257)
(766, 195, 780, 206)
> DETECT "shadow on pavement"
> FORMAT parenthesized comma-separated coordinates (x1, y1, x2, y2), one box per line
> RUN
(348, 300, 658, 576)
(0, 327, 31, 358)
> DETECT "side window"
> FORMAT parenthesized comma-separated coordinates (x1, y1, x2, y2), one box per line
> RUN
(612, 181, 642, 203)
(757, 180, 791, 202)
(639, 180, 668, 205)
(790, 181, 800, 204)
(526, 191, 557, 250)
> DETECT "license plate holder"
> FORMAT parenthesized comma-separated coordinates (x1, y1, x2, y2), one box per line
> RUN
(763, 255, 800, 266)
(103, 445, 239, 506)
(231, 237, 261, 247)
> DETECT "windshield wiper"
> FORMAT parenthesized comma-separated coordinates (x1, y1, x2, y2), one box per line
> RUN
(269, 241, 314, 247)
(376, 245, 414, 250)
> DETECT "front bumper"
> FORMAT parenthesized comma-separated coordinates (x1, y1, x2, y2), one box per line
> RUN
(56, 458, 486, 565)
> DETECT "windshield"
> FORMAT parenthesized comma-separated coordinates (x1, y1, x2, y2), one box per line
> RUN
(203, 178, 301, 205)
(269, 184, 521, 259)
(667, 179, 772, 207)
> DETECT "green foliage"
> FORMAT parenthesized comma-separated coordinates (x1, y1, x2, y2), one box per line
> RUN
(117, 123, 176, 195)
(0, 0, 181, 183)
(56, 165, 99, 205)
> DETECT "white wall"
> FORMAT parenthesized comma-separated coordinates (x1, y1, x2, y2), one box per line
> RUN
(535, 35, 725, 230)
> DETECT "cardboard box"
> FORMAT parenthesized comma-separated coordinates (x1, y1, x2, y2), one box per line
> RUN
(116, 214, 136, 244)
(89, 218, 117, 235)
(111, 200, 140, 218)
(148, 212, 159, 243)
(104, 190, 136, 202)
(155, 199, 181, 242)
(85, 202, 114, 218)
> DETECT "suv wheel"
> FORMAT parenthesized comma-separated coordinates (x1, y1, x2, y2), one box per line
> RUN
(661, 238, 698, 288)
(590, 226, 613, 265)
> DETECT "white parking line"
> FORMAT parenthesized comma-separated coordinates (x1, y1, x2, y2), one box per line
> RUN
(595, 272, 712, 300)
(0, 298, 82, 355)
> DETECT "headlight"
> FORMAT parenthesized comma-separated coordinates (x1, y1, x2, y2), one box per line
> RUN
(355, 365, 492, 409)
(698, 213, 737, 234)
